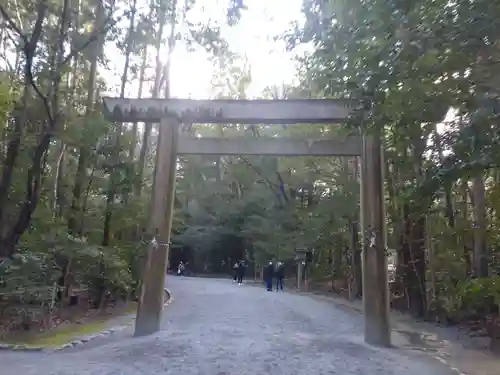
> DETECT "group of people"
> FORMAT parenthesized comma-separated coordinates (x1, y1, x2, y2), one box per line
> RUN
(263, 261, 285, 292)
(232, 260, 246, 285)
(232, 260, 285, 291)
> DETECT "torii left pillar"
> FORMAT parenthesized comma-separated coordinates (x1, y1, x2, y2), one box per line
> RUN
(134, 118, 179, 337)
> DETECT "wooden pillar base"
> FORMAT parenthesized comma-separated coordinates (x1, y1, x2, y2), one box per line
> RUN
(134, 317, 161, 337)
(362, 249, 391, 346)
(134, 242, 168, 337)
(134, 310, 162, 337)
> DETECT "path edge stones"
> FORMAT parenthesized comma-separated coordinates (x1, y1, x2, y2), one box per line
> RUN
(0, 288, 172, 353)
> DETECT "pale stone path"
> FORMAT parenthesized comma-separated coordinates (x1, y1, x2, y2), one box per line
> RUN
(0, 277, 455, 375)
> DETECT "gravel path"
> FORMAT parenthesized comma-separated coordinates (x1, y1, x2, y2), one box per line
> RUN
(0, 277, 456, 375)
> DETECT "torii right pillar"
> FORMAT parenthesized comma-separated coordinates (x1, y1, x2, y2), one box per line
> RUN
(360, 133, 391, 346)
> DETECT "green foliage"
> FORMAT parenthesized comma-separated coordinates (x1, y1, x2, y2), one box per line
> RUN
(81, 245, 134, 302)
(0, 0, 246, 327)
(1, 0, 500, 343)
(442, 277, 500, 319)
(281, 0, 500, 324)
(0, 82, 13, 124)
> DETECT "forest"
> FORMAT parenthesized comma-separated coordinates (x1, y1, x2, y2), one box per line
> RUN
(0, 0, 500, 350)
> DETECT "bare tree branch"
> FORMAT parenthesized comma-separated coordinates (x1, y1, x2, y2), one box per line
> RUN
(61, 10, 123, 66)
(239, 156, 285, 205)
(1, 2, 122, 128)
(0, 5, 28, 45)
(0, 1, 54, 125)
(276, 171, 289, 202)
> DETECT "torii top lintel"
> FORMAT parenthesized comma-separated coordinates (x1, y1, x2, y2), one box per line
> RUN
(102, 97, 359, 124)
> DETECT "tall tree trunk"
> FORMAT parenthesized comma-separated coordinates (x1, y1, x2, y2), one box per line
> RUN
(400, 204, 427, 317)
(472, 174, 488, 277)
(102, 0, 137, 246)
(460, 178, 473, 276)
(128, 43, 148, 161)
(433, 127, 455, 228)
(68, 0, 104, 235)
(0, 0, 49, 257)
(135, 7, 166, 197)
(52, 0, 75, 218)
(397, 134, 428, 317)
(53, 143, 67, 216)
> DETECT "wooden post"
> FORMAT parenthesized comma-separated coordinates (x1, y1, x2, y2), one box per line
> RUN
(360, 134, 391, 346)
(134, 118, 179, 337)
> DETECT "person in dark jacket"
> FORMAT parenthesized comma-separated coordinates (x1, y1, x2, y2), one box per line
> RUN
(237, 260, 246, 285)
(275, 261, 284, 291)
(263, 261, 274, 291)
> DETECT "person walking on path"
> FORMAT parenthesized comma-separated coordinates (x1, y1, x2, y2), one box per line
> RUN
(237, 260, 246, 285)
(232, 261, 239, 283)
(263, 261, 274, 291)
(275, 261, 284, 291)
(177, 261, 185, 276)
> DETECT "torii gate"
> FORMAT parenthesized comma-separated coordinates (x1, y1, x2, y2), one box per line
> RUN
(102, 97, 390, 347)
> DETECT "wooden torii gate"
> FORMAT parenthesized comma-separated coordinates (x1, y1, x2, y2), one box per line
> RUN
(102, 97, 390, 347)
